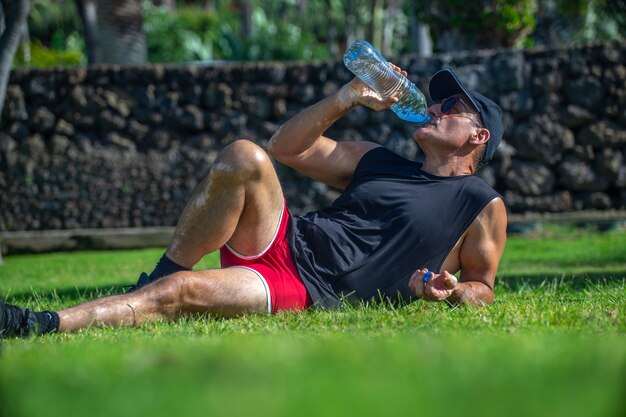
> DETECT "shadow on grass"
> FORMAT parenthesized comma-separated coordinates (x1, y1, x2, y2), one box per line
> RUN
(497, 271, 625, 291)
(4, 284, 130, 304)
(4, 272, 625, 306)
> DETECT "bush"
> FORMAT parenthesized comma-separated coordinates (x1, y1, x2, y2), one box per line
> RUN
(143, 2, 331, 63)
(430, 0, 537, 50)
(143, 3, 220, 63)
(13, 41, 84, 68)
(243, 8, 330, 61)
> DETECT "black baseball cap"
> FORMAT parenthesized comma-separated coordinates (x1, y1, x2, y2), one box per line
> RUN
(429, 69, 504, 161)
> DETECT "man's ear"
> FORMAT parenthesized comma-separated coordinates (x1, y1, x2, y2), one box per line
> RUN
(470, 127, 490, 146)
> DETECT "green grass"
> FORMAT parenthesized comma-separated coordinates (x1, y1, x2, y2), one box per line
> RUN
(1, 226, 625, 417)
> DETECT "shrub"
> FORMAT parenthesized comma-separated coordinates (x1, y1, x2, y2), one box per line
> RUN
(13, 41, 84, 68)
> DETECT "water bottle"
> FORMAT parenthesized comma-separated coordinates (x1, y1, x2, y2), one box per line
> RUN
(343, 40, 431, 125)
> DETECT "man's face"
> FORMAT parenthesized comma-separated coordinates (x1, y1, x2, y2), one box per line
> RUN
(413, 94, 483, 149)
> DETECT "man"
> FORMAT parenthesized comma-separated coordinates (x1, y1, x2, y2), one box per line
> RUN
(0, 67, 507, 337)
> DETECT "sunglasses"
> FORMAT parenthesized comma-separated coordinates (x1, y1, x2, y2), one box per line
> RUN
(438, 96, 483, 127)
(440, 96, 475, 114)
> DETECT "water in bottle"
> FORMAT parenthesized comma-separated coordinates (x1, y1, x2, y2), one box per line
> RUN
(343, 40, 431, 125)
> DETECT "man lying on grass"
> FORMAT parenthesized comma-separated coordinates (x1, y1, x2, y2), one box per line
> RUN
(1, 68, 507, 337)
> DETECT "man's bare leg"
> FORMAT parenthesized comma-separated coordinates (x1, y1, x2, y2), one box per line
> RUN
(0, 139, 286, 337)
(58, 139, 284, 331)
(57, 139, 284, 331)
(57, 268, 267, 332)
(165, 139, 285, 268)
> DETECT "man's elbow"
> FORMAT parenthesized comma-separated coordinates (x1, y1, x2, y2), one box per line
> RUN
(469, 291, 495, 306)
(449, 284, 494, 306)
(266, 135, 280, 160)
(267, 126, 290, 162)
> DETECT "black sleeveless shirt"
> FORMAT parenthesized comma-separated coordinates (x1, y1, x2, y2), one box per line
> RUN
(289, 147, 501, 308)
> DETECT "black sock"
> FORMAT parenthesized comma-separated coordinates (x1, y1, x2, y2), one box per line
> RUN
(1, 304, 59, 337)
(27, 311, 60, 336)
(147, 254, 191, 282)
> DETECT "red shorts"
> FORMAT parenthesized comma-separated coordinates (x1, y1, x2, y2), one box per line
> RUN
(220, 201, 312, 313)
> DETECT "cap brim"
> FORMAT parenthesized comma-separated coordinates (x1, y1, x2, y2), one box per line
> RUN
(429, 69, 482, 114)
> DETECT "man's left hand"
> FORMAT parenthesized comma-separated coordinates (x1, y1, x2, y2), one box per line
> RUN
(408, 269, 458, 301)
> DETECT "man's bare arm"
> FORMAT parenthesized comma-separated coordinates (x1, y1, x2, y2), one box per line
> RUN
(408, 198, 507, 306)
(448, 197, 507, 306)
(267, 77, 400, 190)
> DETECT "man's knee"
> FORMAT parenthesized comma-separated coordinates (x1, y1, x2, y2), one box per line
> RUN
(147, 272, 207, 314)
(213, 139, 272, 181)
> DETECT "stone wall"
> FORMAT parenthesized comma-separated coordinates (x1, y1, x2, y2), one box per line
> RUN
(1, 41, 625, 231)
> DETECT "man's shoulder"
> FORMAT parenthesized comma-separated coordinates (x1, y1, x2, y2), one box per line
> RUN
(353, 146, 415, 176)
(455, 177, 506, 233)
(472, 196, 508, 231)
(358, 146, 405, 164)
(463, 174, 502, 201)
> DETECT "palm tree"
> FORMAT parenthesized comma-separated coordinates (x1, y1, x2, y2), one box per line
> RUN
(96, 0, 146, 64)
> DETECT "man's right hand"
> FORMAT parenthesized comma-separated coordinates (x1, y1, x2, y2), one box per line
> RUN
(339, 77, 398, 111)
(339, 63, 408, 111)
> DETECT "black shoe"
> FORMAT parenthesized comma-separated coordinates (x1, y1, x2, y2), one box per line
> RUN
(125, 272, 153, 293)
(0, 301, 30, 338)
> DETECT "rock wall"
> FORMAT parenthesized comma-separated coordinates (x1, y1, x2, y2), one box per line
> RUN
(1, 41, 625, 231)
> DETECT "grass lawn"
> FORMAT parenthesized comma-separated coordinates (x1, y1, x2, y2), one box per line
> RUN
(0, 225, 625, 417)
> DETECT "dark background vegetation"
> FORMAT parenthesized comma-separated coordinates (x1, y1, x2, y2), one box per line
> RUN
(6, 0, 626, 67)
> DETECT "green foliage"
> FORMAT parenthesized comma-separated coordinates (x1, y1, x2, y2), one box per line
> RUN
(243, 6, 330, 61)
(143, 2, 222, 62)
(533, 0, 626, 46)
(143, 1, 331, 62)
(556, 0, 591, 16)
(27, 0, 82, 47)
(13, 41, 85, 68)
(11, 0, 626, 67)
(430, 0, 537, 48)
(13, 0, 85, 67)
(572, 0, 626, 43)
(498, 1, 537, 33)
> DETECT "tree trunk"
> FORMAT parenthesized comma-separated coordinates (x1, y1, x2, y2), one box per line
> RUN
(297, 0, 307, 15)
(324, 0, 337, 55)
(367, 0, 377, 44)
(75, 0, 102, 64)
(0, 2, 5, 35)
(97, 0, 147, 64)
(0, 0, 30, 120)
(296, 0, 309, 35)
(237, 0, 252, 41)
(416, 23, 432, 57)
(369, 0, 385, 48)
(20, 12, 30, 64)
(382, 0, 399, 56)
(408, 1, 419, 53)
(151, 0, 174, 9)
(406, 0, 432, 56)
(345, 0, 356, 48)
